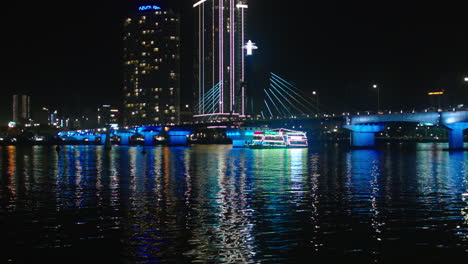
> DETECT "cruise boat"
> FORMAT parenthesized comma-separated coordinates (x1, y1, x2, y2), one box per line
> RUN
(248, 128, 308, 149)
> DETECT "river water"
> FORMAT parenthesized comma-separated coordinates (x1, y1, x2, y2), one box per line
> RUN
(0, 143, 467, 263)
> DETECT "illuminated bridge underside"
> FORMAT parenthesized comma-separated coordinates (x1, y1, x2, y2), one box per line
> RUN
(345, 111, 468, 149)
(58, 126, 192, 146)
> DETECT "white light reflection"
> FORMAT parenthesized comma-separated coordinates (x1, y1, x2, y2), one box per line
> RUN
(74, 146, 84, 208)
(109, 147, 120, 209)
(308, 153, 322, 252)
(186, 145, 255, 262)
(347, 149, 385, 258)
(289, 148, 307, 203)
(95, 146, 103, 209)
(445, 151, 468, 243)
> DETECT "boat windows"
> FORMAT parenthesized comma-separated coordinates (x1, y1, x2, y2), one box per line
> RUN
(289, 141, 307, 145)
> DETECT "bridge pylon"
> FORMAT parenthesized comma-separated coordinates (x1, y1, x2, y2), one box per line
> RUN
(445, 122, 468, 150)
(343, 124, 386, 148)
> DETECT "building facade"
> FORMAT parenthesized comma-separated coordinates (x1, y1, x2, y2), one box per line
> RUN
(122, 1, 181, 126)
(97, 105, 120, 127)
(12, 94, 30, 125)
(193, 0, 249, 119)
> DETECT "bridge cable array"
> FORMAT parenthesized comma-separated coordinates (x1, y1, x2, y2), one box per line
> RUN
(194, 81, 222, 119)
(260, 73, 322, 118)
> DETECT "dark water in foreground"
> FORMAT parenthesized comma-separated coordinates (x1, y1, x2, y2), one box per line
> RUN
(0, 143, 467, 263)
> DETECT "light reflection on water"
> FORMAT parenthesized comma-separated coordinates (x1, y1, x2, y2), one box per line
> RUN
(0, 143, 467, 263)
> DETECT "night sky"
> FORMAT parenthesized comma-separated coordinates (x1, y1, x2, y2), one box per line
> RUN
(3, 0, 468, 124)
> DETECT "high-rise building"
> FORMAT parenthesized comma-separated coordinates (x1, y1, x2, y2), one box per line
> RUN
(122, 1, 181, 126)
(193, 0, 249, 119)
(12, 94, 30, 125)
(98, 105, 120, 127)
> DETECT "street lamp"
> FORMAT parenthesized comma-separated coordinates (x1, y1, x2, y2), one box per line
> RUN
(312, 91, 319, 115)
(464, 77, 468, 82)
(373, 84, 380, 113)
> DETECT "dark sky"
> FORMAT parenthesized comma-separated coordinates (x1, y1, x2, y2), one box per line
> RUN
(2, 0, 468, 124)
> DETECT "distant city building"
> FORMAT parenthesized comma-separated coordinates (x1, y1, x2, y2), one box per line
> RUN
(49, 110, 59, 126)
(34, 107, 51, 126)
(122, 1, 181, 126)
(12, 94, 30, 125)
(98, 105, 120, 127)
(193, 0, 249, 119)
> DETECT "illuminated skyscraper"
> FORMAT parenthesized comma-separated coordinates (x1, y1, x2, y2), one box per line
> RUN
(193, 0, 249, 119)
(122, 1, 181, 126)
(12, 94, 30, 125)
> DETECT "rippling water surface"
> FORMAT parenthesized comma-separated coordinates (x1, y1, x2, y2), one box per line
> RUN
(0, 143, 467, 263)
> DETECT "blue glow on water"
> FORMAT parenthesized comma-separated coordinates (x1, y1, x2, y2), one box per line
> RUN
(351, 132, 376, 147)
(168, 135, 188, 145)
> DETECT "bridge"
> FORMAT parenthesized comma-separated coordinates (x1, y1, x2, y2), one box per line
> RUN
(56, 110, 468, 150)
(58, 126, 193, 146)
(343, 110, 468, 149)
(57, 73, 468, 150)
(55, 115, 329, 146)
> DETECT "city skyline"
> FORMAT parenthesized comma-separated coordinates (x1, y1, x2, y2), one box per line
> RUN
(3, 0, 468, 124)
(2, 1, 468, 262)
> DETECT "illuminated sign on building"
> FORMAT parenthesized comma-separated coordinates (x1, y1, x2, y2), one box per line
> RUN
(138, 5, 161, 11)
(243, 40, 258, 56)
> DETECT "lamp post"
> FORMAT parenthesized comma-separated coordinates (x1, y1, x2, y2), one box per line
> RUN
(464, 77, 468, 108)
(373, 84, 380, 113)
(312, 91, 319, 116)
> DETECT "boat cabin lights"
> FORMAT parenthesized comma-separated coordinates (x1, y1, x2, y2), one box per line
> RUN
(289, 136, 304, 140)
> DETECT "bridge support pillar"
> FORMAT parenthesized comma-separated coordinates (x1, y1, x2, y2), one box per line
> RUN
(118, 133, 133, 145)
(167, 129, 192, 146)
(343, 124, 385, 148)
(445, 122, 468, 150)
(99, 134, 107, 145)
(142, 132, 159, 145)
(135, 126, 163, 146)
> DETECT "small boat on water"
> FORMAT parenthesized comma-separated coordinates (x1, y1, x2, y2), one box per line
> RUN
(248, 128, 308, 149)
